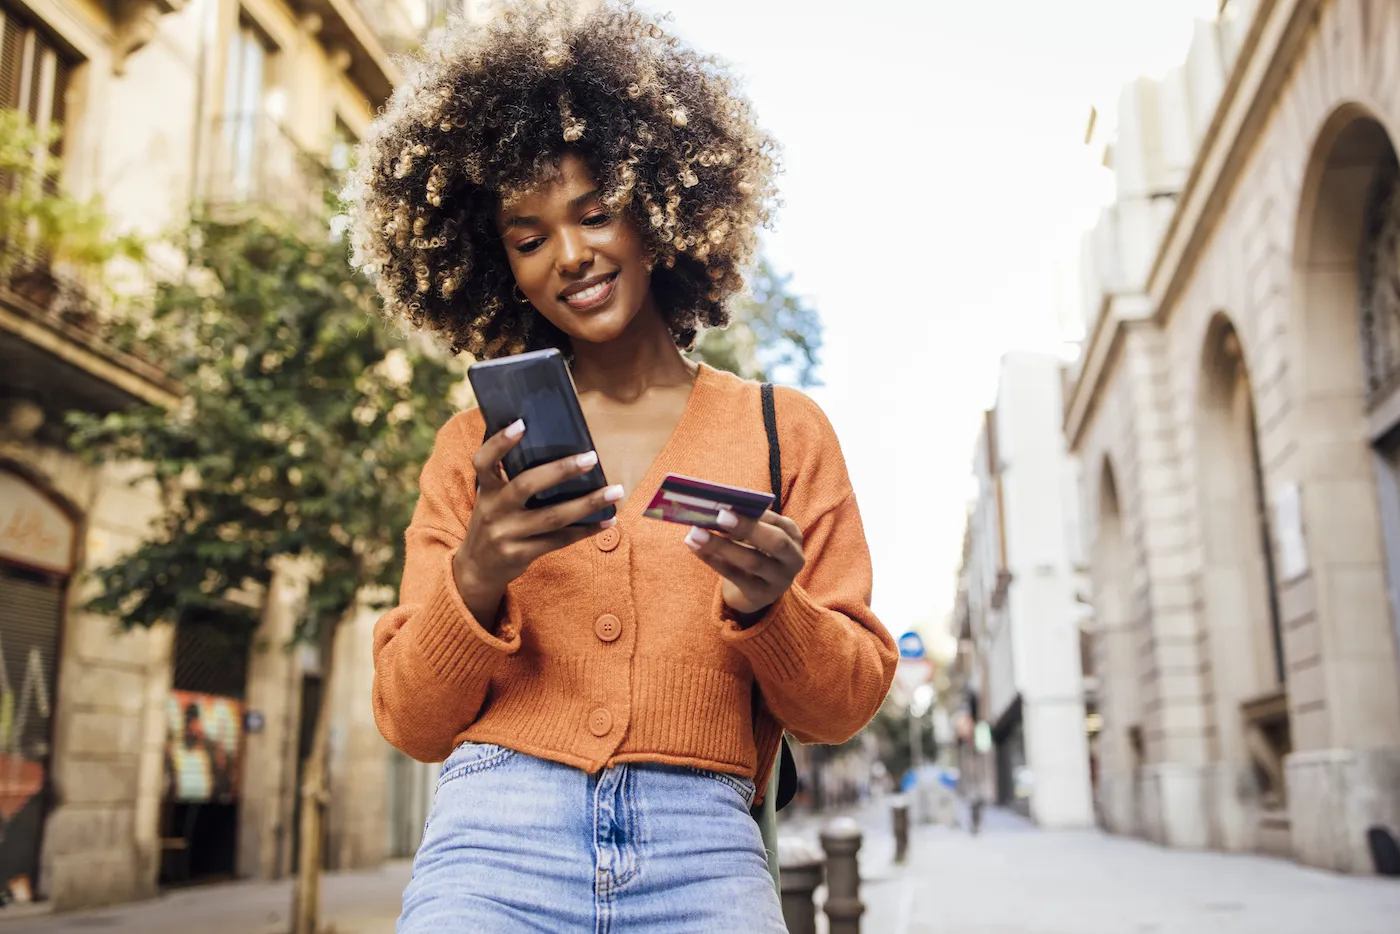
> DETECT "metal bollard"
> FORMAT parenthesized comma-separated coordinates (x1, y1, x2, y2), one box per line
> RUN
(891, 796, 910, 864)
(821, 817, 864, 934)
(777, 837, 822, 934)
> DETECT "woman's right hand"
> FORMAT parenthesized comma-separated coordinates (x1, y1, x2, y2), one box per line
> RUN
(453, 419, 624, 625)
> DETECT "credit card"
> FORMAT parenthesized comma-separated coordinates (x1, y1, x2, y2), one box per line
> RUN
(644, 474, 775, 531)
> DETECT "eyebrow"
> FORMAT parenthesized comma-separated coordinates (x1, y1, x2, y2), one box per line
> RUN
(501, 188, 602, 228)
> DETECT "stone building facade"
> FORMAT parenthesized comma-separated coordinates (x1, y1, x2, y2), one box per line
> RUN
(0, 0, 439, 910)
(1069, 0, 1400, 872)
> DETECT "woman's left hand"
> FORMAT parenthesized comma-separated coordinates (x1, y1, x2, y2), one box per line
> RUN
(686, 509, 806, 617)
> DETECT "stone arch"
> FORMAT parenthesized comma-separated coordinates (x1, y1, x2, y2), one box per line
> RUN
(1091, 456, 1145, 836)
(0, 458, 82, 575)
(0, 457, 83, 524)
(1194, 311, 1290, 841)
(1287, 103, 1400, 753)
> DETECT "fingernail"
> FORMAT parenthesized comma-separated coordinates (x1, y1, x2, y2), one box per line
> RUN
(685, 527, 710, 548)
(576, 451, 599, 470)
(603, 484, 625, 503)
(505, 419, 525, 439)
(716, 509, 738, 530)
(600, 518, 618, 529)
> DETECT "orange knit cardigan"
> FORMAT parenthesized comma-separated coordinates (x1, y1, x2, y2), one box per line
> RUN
(372, 365, 897, 796)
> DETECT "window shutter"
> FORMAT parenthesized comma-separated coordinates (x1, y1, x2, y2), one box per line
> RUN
(0, 570, 61, 761)
(0, 9, 74, 145)
(0, 13, 24, 111)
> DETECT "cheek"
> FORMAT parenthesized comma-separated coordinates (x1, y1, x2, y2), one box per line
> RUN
(509, 253, 551, 295)
(607, 214, 650, 262)
(504, 249, 530, 280)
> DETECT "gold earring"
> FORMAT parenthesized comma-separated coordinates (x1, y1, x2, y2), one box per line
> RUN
(513, 284, 530, 304)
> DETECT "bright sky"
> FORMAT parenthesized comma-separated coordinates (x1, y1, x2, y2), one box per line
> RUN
(646, 0, 1220, 637)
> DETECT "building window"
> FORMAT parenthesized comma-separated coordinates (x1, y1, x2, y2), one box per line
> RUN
(219, 15, 280, 201)
(1, 5, 74, 198)
(1, 5, 71, 136)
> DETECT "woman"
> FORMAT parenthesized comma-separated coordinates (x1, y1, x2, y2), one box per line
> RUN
(346, 2, 896, 930)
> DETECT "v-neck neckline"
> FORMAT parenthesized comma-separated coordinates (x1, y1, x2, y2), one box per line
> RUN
(615, 363, 712, 522)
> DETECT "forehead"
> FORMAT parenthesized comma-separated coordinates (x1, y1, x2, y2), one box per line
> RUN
(498, 154, 598, 216)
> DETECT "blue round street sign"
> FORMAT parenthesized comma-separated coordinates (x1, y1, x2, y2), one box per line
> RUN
(898, 631, 926, 659)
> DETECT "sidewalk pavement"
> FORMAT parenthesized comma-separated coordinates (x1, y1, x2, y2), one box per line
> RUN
(778, 794, 1036, 933)
(4, 798, 1399, 933)
(0, 862, 412, 934)
(852, 803, 1400, 934)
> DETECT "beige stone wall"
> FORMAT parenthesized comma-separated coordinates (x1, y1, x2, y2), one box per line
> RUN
(1073, 0, 1400, 872)
(1078, 318, 1217, 849)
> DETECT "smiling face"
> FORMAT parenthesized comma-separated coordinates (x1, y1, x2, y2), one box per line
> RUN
(496, 153, 657, 347)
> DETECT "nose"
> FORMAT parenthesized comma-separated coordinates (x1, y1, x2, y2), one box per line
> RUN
(555, 227, 594, 276)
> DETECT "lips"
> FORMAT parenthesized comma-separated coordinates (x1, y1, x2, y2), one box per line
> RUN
(560, 273, 618, 310)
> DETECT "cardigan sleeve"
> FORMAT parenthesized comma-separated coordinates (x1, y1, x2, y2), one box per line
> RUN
(717, 389, 898, 745)
(371, 409, 523, 763)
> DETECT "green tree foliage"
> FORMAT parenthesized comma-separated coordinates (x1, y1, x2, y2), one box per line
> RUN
(66, 211, 463, 641)
(691, 256, 822, 388)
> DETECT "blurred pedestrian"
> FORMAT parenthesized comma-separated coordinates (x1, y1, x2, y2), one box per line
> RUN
(345, 2, 897, 931)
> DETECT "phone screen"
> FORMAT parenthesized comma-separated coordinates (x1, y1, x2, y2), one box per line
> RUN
(467, 349, 614, 524)
(510, 378, 591, 471)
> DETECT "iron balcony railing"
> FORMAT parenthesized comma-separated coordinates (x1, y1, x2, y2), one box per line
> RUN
(0, 240, 171, 389)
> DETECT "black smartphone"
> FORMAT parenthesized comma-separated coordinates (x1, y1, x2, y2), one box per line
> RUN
(467, 348, 615, 526)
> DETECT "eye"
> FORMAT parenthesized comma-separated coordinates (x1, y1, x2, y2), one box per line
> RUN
(582, 211, 611, 227)
(516, 238, 545, 254)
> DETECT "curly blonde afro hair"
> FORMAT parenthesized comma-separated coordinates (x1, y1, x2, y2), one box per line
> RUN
(342, 0, 780, 357)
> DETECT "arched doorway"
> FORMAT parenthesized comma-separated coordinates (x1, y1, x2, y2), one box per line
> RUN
(0, 467, 76, 901)
(1292, 110, 1400, 751)
(1283, 108, 1400, 872)
(1092, 460, 1143, 837)
(1351, 123, 1400, 691)
(1195, 314, 1289, 850)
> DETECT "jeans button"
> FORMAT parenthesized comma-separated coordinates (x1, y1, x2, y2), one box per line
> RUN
(588, 708, 613, 737)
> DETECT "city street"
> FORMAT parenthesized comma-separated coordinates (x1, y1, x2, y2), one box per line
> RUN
(2, 800, 1397, 933)
(847, 805, 1400, 934)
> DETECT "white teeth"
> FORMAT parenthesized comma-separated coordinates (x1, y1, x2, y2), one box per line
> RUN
(565, 276, 614, 305)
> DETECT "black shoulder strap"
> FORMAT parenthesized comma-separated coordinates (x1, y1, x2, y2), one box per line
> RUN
(758, 380, 797, 815)
(761, 382, 781, 514)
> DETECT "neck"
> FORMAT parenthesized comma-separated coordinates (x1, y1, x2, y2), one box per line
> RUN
(569, 301, 696, 401)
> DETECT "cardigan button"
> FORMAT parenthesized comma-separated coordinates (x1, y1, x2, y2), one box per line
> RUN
(596, 526, 621, 552)
(595, 614, 622, 642)
(588, 707, 613, 737)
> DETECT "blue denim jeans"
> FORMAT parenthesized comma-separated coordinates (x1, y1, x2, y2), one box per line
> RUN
(398, 742, 787, 933)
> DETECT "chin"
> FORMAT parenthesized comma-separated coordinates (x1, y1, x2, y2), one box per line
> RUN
(551, 303, 643, 347)
(564, 317, 633, 347)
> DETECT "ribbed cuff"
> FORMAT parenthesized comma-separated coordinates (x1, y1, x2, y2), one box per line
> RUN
(406, 550, 521, 688)
(716, 582, 822, 685)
